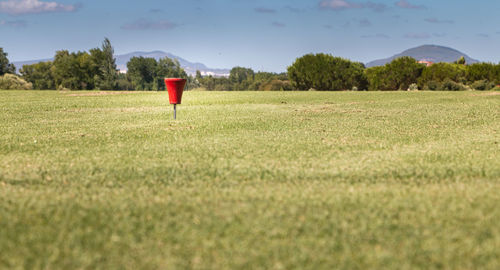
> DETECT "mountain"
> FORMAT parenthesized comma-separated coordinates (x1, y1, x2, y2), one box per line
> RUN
(13, 51, 230, 77)
(366, 45, 480, 67)
(12, 58, 53, 71)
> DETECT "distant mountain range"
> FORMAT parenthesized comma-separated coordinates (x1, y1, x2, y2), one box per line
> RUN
(13, 51, 230, 77)
(13, 45, 481, 76)
(366, 45, 479, 67)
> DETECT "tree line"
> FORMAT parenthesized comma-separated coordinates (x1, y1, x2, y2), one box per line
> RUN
(288, 54, 500, 91)
(1, 41, 500, 91)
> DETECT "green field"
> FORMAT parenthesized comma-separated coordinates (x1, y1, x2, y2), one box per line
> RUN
(1, 90, 499, 269)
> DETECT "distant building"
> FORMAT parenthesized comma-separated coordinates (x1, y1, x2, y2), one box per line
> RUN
(418, 60, 434, 67)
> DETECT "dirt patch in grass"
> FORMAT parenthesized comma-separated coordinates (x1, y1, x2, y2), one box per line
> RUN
(63, 107, 159, 113)
(65, 91, 139, 97)
(470, 92, 500, 97)
(297, 105, 365, 114)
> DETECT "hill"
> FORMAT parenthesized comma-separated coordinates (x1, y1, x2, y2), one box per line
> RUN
(366, 45, 480, 67)
(13, 51, 230, 77)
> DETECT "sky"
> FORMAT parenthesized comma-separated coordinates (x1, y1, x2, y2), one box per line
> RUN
(1, 0, 499, 72)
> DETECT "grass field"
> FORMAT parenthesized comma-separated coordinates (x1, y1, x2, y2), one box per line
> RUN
(0, 90, 499, 269)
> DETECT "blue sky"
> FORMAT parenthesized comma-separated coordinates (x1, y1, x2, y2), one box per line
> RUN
(1, 0, 499, 72)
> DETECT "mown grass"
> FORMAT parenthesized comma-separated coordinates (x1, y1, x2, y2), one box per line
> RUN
(0, 90, 499, 269)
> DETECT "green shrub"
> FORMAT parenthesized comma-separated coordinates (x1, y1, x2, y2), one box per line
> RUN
(418, 63, 466, 89)
(385, 57, 424, 90)
(424, 81, 442, 91)
(288, 53, 367, 90)
(442, 79, 465, 91)
(259, 80, 293, 91)
(0, 74, 33, 90)
(407, 83, 419, 91)
(471, 80, 495, 91)
(466, 63, 498, 84)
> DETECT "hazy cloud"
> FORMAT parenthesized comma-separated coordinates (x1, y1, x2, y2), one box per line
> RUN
(0, 19, 26, 27)
(404, 32, 430, 39)
(319, 0, 386, 12)
(323, 24, 333, 29)
(271, 21, 285, 27)
(121, 19, 178, 31)
(395, 0, 426, 9)
(361, 33, 390, 38)
(433, 33, 447, 37)
(149, 8, 162, 13)
(425, 18, 454, 24)
(364, 2, 386, 12)
(342, 21, 351, 28)
(284, 5, 305, 13)
(255, 7, 276, 13)
(358, 18, 371, 27)
(320, 0, 362, 10)
(477, 33, 489, 38)
(0, 0, 80, 15)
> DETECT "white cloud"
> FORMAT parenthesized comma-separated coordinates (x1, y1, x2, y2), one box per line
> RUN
(395, 0, 426, 10)
(0, 19, 27, 27)
(319, 0, 362, 10)
(0, 0, 79, 15)
(404, 32, 430, 39)
(319, 0, 386, 12)
(425, 18, 454, 24)
(271, 21, 285, 27)
(361, 33, 390, 38)
(255, 7, 276, 14)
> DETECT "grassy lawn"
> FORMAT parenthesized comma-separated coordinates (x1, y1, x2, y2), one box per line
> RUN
(0, 90, 499, 269)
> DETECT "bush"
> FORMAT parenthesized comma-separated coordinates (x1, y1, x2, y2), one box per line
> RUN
(466, 63, 498, 84)
(0, 74, 33, 90)
(385, 57, 424, 90)
(20, 61, 55, 89)
(365, 66, 389, 90)
(424, 81, 441, 91)
(418, 63, 466, 88)
(407, 83, 418, 91)
(259, 80, 293, 91)
(288, 53, 367, 90)
(442, 79, 465, 91)
(471, 80, 495, 91)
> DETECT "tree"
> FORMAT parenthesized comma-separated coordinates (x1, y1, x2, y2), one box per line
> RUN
(466, 63, 497, 84)
(229, 67, 254, 83)
(115, 73, 134, 90)
(199, 75, 217, 90)
(454, 56, 466, 65)
(418, 63, 466, 89)
(288, 53, 367, 90)
(155, 57, 187, 90)
(20, 61, 55, 89)
(51, 50, 96, 90)
(126, 56, 187, 91)
(229, 67, 255, 90)
(365, 66, 390, 90)
(0, 48, 16, 76)
(126, 57, 157, 90)
(384, 57, 424, 90)
(93, 38, 118, 90)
